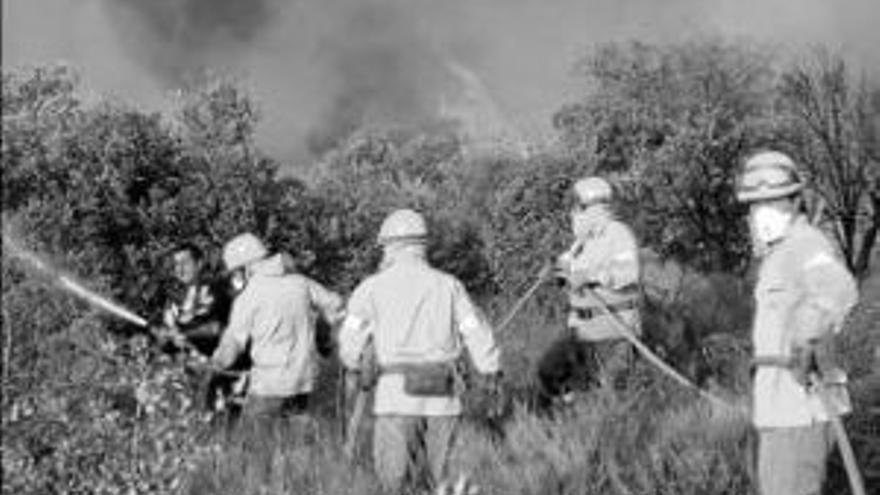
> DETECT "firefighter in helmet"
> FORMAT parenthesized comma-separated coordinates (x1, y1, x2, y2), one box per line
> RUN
(738, 150, 858, 495)
(537, 176, 642, 406)
(338, 209, 501, 492)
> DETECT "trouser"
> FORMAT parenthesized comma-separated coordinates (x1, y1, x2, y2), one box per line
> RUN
(239, 394, 314, 479)
(242, 393, 310, 420)
(758, 423, 833, 495)
(592, 339, 635, 386)
(536, 335, 634, 402)
(373, 415, 458, 493)
(239, 394, 313, 449)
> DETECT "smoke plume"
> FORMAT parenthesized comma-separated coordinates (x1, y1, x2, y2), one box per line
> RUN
(102, 0, 281, 85)
(302, 3, 454, 154)
(4, 0, 880, 165)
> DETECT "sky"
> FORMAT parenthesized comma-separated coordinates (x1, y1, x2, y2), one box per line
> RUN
(4, 0, 879, 166)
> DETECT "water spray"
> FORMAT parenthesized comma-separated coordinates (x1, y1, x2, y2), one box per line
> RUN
(2, 230, 148, 328)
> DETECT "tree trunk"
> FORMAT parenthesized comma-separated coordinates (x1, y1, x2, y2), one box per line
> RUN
(853, 191, 880, 278)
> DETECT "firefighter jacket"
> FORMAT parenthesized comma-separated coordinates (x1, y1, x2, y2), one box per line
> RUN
(558, 211, 641, 341)
(211, 254, 344, 397)
(338, 246, 501, 416)
(752, 215, 858, 428)
(162, 278, 231, 355)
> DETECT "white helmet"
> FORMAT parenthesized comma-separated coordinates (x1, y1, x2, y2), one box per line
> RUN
(223, 233, 268, 271)
(377, 209, 428, 245)
(573, 177, 613, 206)
(736, 151, 804, 203)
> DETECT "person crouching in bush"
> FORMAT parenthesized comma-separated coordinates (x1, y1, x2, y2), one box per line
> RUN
(152, 242, 244, 412)
(155, 242, 231, 354)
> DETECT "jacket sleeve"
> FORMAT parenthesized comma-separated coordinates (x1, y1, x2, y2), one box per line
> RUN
(210, 295, 253, 370)
(452, 279, 500, 375)
(307, 278, 345, 327)
(338, 283, 373, 370)
(557, 240, 582, 272)
(792, 248, 858, 344)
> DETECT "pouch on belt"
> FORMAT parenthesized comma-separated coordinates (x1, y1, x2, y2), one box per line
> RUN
(385, 362, 457, 397)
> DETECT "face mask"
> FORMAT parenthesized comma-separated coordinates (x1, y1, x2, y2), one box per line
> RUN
(749, 204, 793, 246)
(571, 205, 609, 239)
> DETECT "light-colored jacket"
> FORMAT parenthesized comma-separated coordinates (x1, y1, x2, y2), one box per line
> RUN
(752, 215, 858, 428)
(559, 215, 641, 341)
(211, 254, 344, 397)
(339, 248, 501, 416)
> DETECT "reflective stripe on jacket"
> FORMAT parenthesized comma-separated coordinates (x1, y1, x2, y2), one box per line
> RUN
(211, 254, 344, 397)
(752, 215, 858, 427)
(339, 248, 500, 416)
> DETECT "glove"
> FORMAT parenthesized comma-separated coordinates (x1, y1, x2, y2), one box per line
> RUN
(790, 341, 819, 386)
(554, 270, 569, 288)
(481, 372, 505, 419)
(552, 258, 570, 287)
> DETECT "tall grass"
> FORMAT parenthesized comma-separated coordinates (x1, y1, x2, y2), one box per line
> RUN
(4, 257, 877, 494)
(184, 369, 755, 495)
(179, 272, 879, 495)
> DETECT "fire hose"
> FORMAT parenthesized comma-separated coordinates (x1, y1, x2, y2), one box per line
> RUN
(495, 262, 554, 333)
(344, 337, 374, 460)
(5, 235, 244, 385)
(578, 285, 733, 409)
(593, 292, 867, 495)
(816, 383, 868, 495)
(750, 356, 867, 495)
(569, 283, 867, 494)
(498, 262, 731, 407)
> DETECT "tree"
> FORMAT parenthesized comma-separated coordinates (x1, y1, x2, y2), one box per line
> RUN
(307, 128, 496, 296)
(554, 40, 779, 273)
(2, 65, 84, 211)
(778, 50, 880, 278)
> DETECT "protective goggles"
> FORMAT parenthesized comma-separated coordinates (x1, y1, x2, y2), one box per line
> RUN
(738, 165, 801, 191)
(572, 198, 607, 211)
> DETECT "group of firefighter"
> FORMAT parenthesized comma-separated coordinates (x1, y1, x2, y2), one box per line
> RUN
(153, 150, 859, 495)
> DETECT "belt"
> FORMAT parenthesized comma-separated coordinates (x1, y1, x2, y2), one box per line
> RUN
(752, 355, 792, 368)
(379, 361, 455, 375)
(572, 299, 639, 320)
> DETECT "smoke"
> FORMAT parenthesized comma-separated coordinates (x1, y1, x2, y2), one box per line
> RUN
(93, 0, 474, 157)
(302, 3, 455, 154)
(101, 0, 282, 85)
(4, 0, 880, 165)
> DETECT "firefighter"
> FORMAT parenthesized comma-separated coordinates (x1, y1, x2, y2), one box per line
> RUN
(157, 242, 231, 355)
(738, 150, 858, 495)
(338, 209, 501, 493)
(537, 176, 641, 405)
(210, 233, 344, 422)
